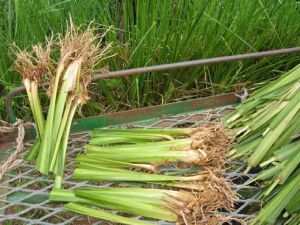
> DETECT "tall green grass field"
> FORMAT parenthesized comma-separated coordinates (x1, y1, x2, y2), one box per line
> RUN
(1, 0, 300, 119)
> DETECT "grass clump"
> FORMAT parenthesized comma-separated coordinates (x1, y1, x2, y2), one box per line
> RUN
(13, 20, 112, 189)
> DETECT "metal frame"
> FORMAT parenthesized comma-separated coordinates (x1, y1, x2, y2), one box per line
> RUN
(5, 47, 300, 122)
(70, 91, 241, 133)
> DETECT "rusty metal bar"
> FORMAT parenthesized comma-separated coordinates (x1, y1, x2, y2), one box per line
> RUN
(5, 47, 300, 121)
(94, 47, 300, 79)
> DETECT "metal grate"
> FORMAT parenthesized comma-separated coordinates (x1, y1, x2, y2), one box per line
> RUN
(0, 106, 261, 224)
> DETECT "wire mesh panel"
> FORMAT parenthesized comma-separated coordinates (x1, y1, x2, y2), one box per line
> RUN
(0, 106, 261, 224)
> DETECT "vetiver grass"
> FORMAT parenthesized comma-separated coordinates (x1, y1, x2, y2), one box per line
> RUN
(1, 0, 300, 119)
(49, 125, 238, 224)
(226, 64, 300, 224)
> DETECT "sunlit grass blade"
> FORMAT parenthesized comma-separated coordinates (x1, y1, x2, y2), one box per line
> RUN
(87, 138, 192, 150)
(25, 139, 40, 160)
(72, 168, 205, 183)
(76, 156, 155, 171)
(64, 203, 154, 225)
(75, 190, 177, 221)
(259, 141, 300, 167)
(92, 128, 195, 135)
(248, 100, 300, 167)
(83, 149, 203, 164)
(37, 65, 64, 174)
(250, 173, 300, 225)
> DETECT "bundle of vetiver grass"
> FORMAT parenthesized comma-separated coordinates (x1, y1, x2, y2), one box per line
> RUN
(14, 21, 111, 188)
(226, 65, 300, 224)
(14, 20, 239, 224)
(50, 125, 240, 225)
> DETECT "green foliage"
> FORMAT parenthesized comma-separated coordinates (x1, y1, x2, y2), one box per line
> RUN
(1, 0, 300, 119)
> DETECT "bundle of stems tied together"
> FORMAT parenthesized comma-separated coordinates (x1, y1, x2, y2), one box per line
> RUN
(14, 20, 111, 188)
(50, 125, 240, 225)
(226, 65, 300, 225)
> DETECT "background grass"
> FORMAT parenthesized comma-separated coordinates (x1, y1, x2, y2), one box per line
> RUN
(1, 0, 300, 120)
